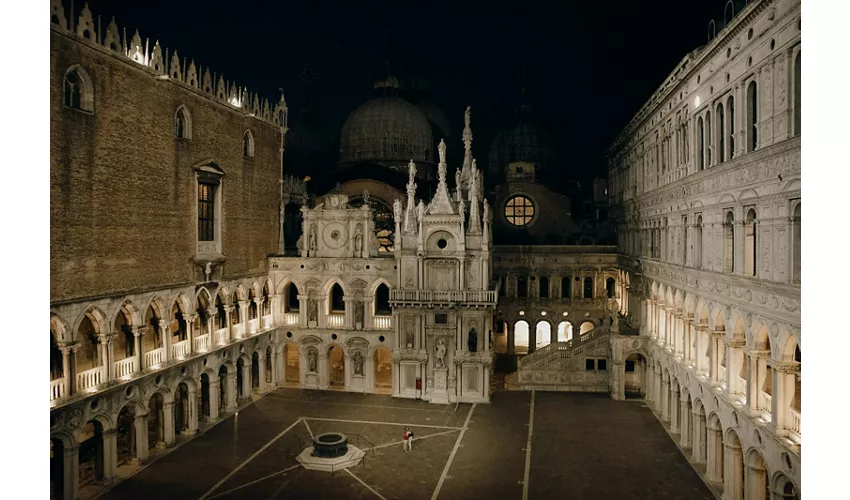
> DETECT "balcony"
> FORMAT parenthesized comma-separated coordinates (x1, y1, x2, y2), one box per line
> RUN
(233, 323, 245, 339)
(113, 357, 136, 378)
(144, 347, 165, 369)
(373, 315, 392, 330)
(327, 313, 345, 328)
(194, 333, 211, 353)
(390, 289, 497, 306)
(283, 313, 299, 326)
(248, 318, 259, 335)
(790, 409, 801, 435)
(758, 391, 772, 413)
(50, 378, 66, 403)
(172, 339, 190, 360)
(214, 328, 228, 346)
(262, 314, 273, 330)
(76, 366, 104, 392)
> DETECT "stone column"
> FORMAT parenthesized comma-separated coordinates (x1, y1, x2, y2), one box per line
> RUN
(59, 344, 76, 395)
(208, 378, 220, 421)
(770, 362, 798, 435)
(344, 353, 352, 391)
(223, 306, 234, 343)
(705, 428, 720, 482)
(654, 369, 662, 412)
(691, 410, 705, 463)
(507, 323, 515, 353)
(186, 389, 199, 435)
(745, 350, 759, 414)
(709, 331, 723, 386)
(133, 414, 150, 463)
(63, 445, 80, 500)
(734, 219, 745, 276)
(133, 327, 144, 373)
(257, 356, 267, 393)
(238, 301, 250, 337)
(612, 361, 625, 400)
(660, 375, 670, 421)
(679, 398, 690, 447)
(723, 443, 744, 500)
(669, 385, 679, 433)
(270, 294, 282, 327)
(254, 297, 265, 330)
(96, 333, 112, 381)
(343, 296, 354, 330)
(645, 363, 654, 404)
(297, 294, 309, 327)
(158, 320, 171, 363)
(182, 314, 197, 355)
(101, 429, 118, 483)
(275, 345, 285, 387)
(240, 363, 251, 399)
(162, 401, 176, 447)
(226, 372, 238, 411)
(318, 350, 330, 389)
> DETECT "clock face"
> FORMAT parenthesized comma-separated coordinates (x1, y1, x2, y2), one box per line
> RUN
(323, 222, 348, 249)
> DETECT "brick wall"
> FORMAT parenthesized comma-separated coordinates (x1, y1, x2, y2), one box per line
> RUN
(50, 30, 282, 302)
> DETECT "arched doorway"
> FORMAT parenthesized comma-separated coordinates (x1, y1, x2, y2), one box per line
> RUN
(174, 382, 191, 436)
(218, 365, 229, 412)
(374, 346, 392, 394)
(148, 392, 166, 449)
(707, 413, 724, 485)
(328, 345, 344, 387)
(725, 429, 744, 500)
(745, 449, 770, 500)
(557, 321, 573, 342)
(251, 352, 261, 392)
(624, 353, 647, 398)
(692, 402, 708, 464)
(50, 438, 64, 499)
(78, 420, 105, 488)
(514, 320, 530, 354)
(236, 358, 245, 400)
(116, 405, 136, 466)
(198, 373, 211, 422)
(284, 344, 300, 385)
(579, 321, 595, 335)
(535, 321, 551, 349)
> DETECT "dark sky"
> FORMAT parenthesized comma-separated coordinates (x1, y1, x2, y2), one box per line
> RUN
(81, 0, 729, 180)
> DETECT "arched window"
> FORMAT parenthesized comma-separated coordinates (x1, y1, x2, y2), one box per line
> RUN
(517, 276, 527, 298)
(583, 277, 594, 299)
(716, 103, 725, 163)
(514, 321, 530, 352)
(697, 117, 705, 171)
(284, 283, 300, 312)
(557, 321, 573, 342)
(724, 211, 735, 273)
(539, 276, 549, 298)
(745, 208, 757, 276)
(696, 215, 703, 269)
(682, 216, 688, 266)
(727, 96, 735, 159)
(175, 106, 192, 139)
(535, 321, 551, 349)
(330, 284, 345, 312)
(375, 283, 391, 315)
(794, 52, 801, 136)
(792, 203, 801, 283)
(606, 277, 616, 298)
(747, 81, 758, 152)
(705, 111, 712, 167)
(63, 66, 94, 112)
(579, 321, 595, 335)
(560, 277, 571, 298)
(243, 130, 255, 158)
(724, 1, 734, 25)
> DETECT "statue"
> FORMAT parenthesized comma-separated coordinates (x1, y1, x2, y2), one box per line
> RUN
(468, 328, 478, 352)
(353, 350, 364, 375)
(435, 338, 447, 369)
(308, 225, 317, 253)
(362, 189, 370, 206)
(393, 199, 402, 222)
(417, 200, 425, 223)
(204, 262, 212, 282)
(308, 298, 318, 322)
(355, 300, 364, 326)
(405, 317, 415, 348)
(354, 226, 363, 254)
(307, 348, 317, 372)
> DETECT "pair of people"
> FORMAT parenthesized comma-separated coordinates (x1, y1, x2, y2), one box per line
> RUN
(403, 427, 414, 452)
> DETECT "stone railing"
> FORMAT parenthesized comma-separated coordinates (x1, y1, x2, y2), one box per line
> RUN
(50, 378, 66, 403)
(518, 326, 610, 370)
(262, 314, 273, 330)
(76, 366, 104, 392)
(248, 318, 260, 335)
(283, 312, 299, 325)
(215, 328, 228, 345)
(113, 357, 136, 378)
(789, 409, 801, 435)
(759, 391, 772, 414)
(172, 339, 190, 360)
(233, 323, 245, 339)
(194, 333, 211, 353)
(328, 313, 345, 328)
(719, 366, 727, 384)
(390, 289, 497, 305)
(373, 315, 392, 330)
(144, 347, 165, 368)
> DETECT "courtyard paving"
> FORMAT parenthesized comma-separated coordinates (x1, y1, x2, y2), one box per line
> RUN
(95, 388, 713, 500)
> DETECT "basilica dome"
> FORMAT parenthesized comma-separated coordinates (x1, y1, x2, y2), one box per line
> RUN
(339, 96, 434, 166)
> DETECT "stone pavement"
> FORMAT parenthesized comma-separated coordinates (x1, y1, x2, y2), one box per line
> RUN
(96, 388, 713, 500)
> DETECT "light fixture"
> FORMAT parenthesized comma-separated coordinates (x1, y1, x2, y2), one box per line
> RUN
(519, 311, 525, 316)
(541, 311, 547, 316)
(562, 312, 568, 317)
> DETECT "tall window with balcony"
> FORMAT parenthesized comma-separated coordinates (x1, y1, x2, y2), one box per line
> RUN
(196, 164, 223, 257)
(716, 103, 725, 163)
(517, 276, 528, 298)
(606, 277, 615, 299)
(330, 284, 345, 313)
(747, 81, 758, 152)
(698, 116, 705, 171)
(727, 96, 735, 158)
(375, 284, 391, 315)
(561, 276, 571, 298)
(724, 211, 735, 273)
(695, 216, 703, 269)
(583, 277, 594, 299)
(745, 208, 757, 276)
(705, 111, 712, 167)
(792, 203, 801, 283)
(63, 66, 94, 112)
(682, 216, 688, 266)
(539, 276, 549, 298)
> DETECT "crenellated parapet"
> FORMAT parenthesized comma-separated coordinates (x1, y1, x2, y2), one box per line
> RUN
(49, 0, 287, 129)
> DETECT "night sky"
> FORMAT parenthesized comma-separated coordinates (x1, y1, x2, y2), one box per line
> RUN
(81, 0, 729, 181)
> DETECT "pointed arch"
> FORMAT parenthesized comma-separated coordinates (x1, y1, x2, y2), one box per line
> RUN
(243, 130, 255, 158)
(174, 105, 192, 139)
(63, 65, 94, 112)
(50, 313, 71, 343)
(73, 307, 108, 339)
(233, 284, 248, 302)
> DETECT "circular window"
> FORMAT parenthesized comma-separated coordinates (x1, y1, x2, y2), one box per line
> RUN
(379, 335, 385, 343)
(286, 331, 293, 338)
(437, 239, 448, 249)
(504, 195, 535, 226)
(331, 333, 337, 340)
(748, 28, 753, 40)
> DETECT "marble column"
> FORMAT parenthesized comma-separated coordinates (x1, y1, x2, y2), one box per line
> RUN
(186, 389, 199, 435)
(723, 443, 744, 500)
(63, 445, 80, 500)
(133, 328, 143, 373)
(691, 411, 705, 463)
(101, 429, 118, 483)
(612, 362, 625, 400)
(208, 378, 220, 421)
(226, 373, 238, 412)
(162, 401, 175, 447)
(257, 356, 267, 393)
(133, 414, 150, 463)
(679, 398, 690, 447)
(669, 384, 679, 433)
(660, 376, 670, 421)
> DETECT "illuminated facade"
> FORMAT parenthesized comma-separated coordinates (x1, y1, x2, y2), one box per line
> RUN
(606, 0, 801, 498)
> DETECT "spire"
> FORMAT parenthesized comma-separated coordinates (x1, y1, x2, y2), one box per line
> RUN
(427, 139, 454, 215)
(404, 160, 417, 233)
(462, 106, 473, 177)
(454, 167, 463, 202)
(468, 166, 482, 234)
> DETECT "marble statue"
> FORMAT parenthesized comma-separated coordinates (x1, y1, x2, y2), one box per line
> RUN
(353, 350, 364, 375)
(405, 317, 415, 348)
(308, 298, 318, 322)
(308, 225, 317, 253)
(355, 300, 364, 326)
(393, 198, 402, 222)
(354, 226, 363, 254)
(307, 348, 317, 372)
(435, 338, 447, 369)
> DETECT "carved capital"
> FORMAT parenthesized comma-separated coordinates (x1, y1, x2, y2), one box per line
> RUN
(725, 339, 746, 348)
(768, 360, 800, 374)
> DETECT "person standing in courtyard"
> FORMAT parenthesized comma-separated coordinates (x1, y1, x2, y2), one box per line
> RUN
(403, 427, 414, 452)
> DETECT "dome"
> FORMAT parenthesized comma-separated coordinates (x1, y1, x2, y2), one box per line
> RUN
(339, 97, 434, 165)
(415, 100, 451, 139)
(487, 108, 558, 183)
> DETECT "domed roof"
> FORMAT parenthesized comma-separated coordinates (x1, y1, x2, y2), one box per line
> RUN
(415, 100, 451, 139)
(339, 97, 434, 165)
(487, 107, 558, 182)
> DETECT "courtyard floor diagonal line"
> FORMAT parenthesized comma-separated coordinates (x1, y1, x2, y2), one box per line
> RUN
(522, 390, 535, 500)
(430, 403, 477, 500)
(304, 417, 464, 430)
(206, 464, 301, 500)
(197, 417, 304, 500)
(303, 418, 314, 438)
(345, 468, 388, 500)
(365, 429, 461, 452)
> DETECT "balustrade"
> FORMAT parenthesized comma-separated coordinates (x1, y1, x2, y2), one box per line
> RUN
(50, 378, 66, 402)
(262, 314, 273, 330)
(327, 314, 345, 328)
(113, 357, 136, 378)
(76, 366, 104, 391)
(390, 289, 497, 304)
(215, 328, 228, 345)
(172, 339, 189, 360)
(758, 391, 772, 413)
(248, 318, 259, 335)
(233, 323, 245, 338)
(790, 409, 801, 435)
(283, 313, 299, 325)
(194, 333, 211, 353)
(144, 347, 165, 368)
(373, 315, 392, 330)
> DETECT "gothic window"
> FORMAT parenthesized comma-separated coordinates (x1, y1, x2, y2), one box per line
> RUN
(583, 277, 594, 299)
(514, 321, 530, 352)
(727, 96, 735, 159)
(284, 283, 300, 312)
(745, 208, 757, 276)
(705, 111, 712, 167)
(198, 182, 216, 241)
(698, 117, 705, 171)
(539, 276, 549, 298)
(560, 276, 571, 298)
(243, 130, 255, 158)
(504, 195, 535, 226)
(792, 202, 801, 283)
(716, 103, 725, 163)
(50, 331, 63, 381)
(696, 215, 703, 269)
(330, 284, 345, 312)
(682, 216, 689, 266)
(724, 211, 735, 273)
(63, 66, 94, 112)
(747, 81, 758, 152)
(175, 106, 192, 139)
(794, 52, 801, 136)
(375, 284, 391, 315)
(606, 277, 615, 298)
(196, 163, 224, 255)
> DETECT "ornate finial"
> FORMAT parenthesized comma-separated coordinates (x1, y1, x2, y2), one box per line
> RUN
(362, 189, 370, 206)
(438, 138, 447, 166)
(428, 139, 454, 215)
(408, 160, 417, 185)
(455, 168, 463, 202)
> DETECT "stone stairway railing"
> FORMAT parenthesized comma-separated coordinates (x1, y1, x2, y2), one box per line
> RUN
(517, 325, 611, 370)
